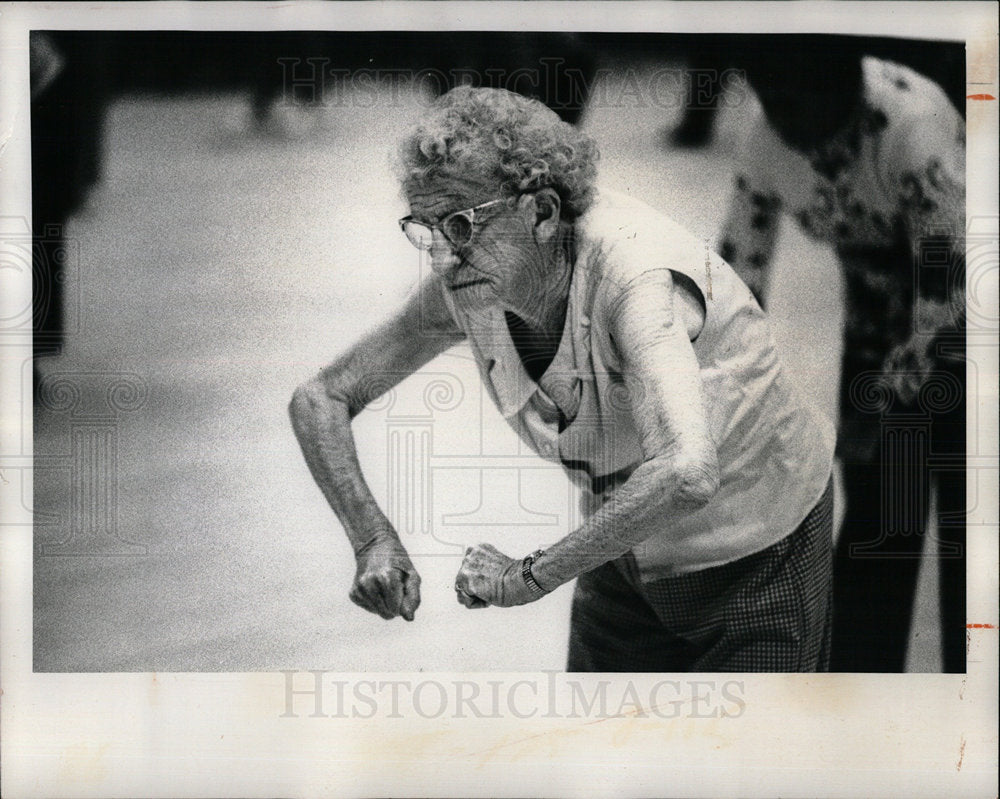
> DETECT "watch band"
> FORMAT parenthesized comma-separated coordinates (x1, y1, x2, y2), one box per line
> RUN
(521, 549, 548, 597)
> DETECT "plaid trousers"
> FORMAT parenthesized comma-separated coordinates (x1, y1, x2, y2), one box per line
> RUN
(567, 478, 834, 672)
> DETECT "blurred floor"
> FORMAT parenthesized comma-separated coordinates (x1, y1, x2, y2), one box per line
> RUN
(32, 66, 943, 672)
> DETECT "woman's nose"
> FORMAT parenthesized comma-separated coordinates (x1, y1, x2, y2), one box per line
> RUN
(429, 229, 460, 276)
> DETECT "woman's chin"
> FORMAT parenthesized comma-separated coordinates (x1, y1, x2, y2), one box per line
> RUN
(452, 282, 494, 310)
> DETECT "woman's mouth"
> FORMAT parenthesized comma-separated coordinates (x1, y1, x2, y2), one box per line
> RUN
(448, 278, 491, 291)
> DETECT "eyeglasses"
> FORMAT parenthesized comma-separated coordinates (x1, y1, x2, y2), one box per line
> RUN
(398, 198, 509, 252)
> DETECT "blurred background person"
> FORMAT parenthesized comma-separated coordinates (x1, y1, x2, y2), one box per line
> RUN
(425, 32, 597, 126)
(245, 31, 596, 136)
(664, 34, 964, 150)
(716, 36, 966, 672)
(30, 32, 109, 386)
(666, 36, 736, 148)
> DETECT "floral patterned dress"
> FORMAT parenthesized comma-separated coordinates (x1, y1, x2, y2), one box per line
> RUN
(718, 57, 965, 462)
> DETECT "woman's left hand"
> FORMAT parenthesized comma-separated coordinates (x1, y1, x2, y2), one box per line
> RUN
(455, 543, 539, 608)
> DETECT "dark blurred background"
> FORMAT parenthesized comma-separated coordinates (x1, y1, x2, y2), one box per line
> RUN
(31, 31, 965, 360)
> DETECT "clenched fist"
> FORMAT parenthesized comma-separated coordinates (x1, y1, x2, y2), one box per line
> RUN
(350, 532, 421, 621)
(454, 543, 541, 609)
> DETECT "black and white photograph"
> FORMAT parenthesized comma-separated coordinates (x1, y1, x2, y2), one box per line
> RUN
(2, 2, 997, 797)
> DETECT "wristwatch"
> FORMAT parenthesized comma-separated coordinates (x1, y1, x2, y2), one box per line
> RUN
(521, 549, 548, 597)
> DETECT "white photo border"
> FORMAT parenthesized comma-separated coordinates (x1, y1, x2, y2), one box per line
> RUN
(1, 2, 997, 797)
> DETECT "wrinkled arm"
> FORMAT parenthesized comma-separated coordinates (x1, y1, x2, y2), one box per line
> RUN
(290, 276, 462, 546)
(289, 275, 464, 618)
(530, 268, 719, 592)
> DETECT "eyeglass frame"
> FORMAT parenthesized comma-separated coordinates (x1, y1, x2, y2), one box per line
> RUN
(398, 197, 512, 252)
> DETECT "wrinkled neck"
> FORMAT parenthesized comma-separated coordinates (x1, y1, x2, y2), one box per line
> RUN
(512, 222, 575, 341)
(504, 223, 575, 382)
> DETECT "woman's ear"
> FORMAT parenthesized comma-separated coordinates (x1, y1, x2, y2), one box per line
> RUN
(528, 188, 562, 244)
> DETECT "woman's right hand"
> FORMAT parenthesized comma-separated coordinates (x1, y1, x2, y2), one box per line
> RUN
(350, 531, 421, 621)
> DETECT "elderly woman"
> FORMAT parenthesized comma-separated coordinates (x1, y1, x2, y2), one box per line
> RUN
(290, 86, 836, 672)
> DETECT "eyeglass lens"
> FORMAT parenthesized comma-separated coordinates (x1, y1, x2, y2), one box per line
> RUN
(402, 212, 475, 251)
(441, 213, 474, 247)
(402, 221, 434, 250)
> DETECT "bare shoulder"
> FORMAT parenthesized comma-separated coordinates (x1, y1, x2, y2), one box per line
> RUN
(579, 190, 707, 341)
(581, 190, 707, 281)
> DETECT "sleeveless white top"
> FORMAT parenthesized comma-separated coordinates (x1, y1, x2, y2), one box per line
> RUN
(442, 188, 835, 579)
